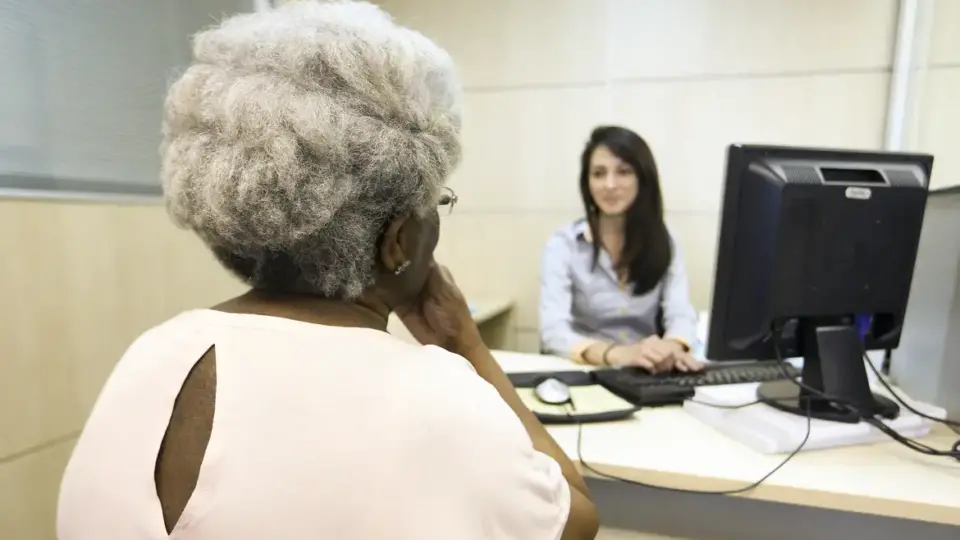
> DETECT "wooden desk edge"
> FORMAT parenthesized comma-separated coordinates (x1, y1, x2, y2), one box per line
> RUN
(577, 461, 960, 526)
(471, 299, 514, 324)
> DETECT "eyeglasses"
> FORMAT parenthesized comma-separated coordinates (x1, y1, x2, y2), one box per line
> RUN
(438, 186, 458, 215)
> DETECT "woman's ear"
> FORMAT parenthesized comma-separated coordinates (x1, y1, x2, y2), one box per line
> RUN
(379, 213, 411, 273)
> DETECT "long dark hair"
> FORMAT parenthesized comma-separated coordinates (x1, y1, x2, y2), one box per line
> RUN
(579, 126, 671, 295)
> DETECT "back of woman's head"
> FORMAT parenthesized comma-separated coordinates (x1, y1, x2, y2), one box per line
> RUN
(161, 0, 461, 299)
(579, 126, 671, 294)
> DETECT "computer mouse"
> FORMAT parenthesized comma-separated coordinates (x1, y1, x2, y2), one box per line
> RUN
(534, 377, 572, 406)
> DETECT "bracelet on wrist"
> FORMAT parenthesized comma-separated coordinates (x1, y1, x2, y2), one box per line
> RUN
(601, 344, 617, 366)
(664, 337, 690, 353)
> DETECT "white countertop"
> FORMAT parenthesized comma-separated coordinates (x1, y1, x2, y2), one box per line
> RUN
(494, 350, 960, 526)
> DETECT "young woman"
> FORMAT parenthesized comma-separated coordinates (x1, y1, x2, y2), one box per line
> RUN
(539, 126, 701, 372)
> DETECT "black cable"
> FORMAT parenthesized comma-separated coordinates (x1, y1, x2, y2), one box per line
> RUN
(861, 352, 960, 429)
(864, 417, 960, 458)
(687, 399, 762, 410)
(563, 396, 812, 496)
(859, 353, 960, 462)
(769, 331, 960, 463)
(771, 339, 862, 413)
(687, 398, 811, 410)
(881, 348, 892, 376)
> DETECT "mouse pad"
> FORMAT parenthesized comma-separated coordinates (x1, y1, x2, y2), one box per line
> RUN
(516, 385, 636, 416)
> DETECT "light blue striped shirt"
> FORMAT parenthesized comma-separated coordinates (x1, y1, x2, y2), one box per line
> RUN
(539, 220, 698, 359)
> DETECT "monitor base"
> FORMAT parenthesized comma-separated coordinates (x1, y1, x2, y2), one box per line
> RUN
(683, 383, 939, 454)
(757, 380, 900, 424)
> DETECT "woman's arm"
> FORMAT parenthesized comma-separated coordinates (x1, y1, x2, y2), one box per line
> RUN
(398, 263, 599, 538)
(540, 230, 654, 368)
(660, 235, 698, 350)
(454, 340, 599, 540)
(539, 231, 598, 361)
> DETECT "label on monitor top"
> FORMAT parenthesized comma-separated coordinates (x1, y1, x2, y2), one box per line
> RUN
(845, 186, 872, 200)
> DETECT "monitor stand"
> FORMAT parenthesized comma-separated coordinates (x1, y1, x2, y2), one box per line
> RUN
(756, 320, 899, 423)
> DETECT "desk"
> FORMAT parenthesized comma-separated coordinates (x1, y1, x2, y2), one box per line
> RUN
(387, 298, 514, 349)
(495, 351, 960, 540)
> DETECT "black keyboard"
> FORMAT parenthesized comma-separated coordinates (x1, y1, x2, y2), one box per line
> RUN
(618, 361, 800, 388)
(593, 361, 801, 407)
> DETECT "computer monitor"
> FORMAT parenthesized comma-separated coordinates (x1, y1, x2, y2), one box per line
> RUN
(706, 144, 933, 423)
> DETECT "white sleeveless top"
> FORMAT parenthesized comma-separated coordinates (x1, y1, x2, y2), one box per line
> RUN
(58, 310, 570, 539)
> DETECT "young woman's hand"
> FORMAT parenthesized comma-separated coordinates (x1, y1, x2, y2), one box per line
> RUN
(634, 336, 702, 372)
(394, 261, 483, 354)
(663, 339, 704, 372)
(597, 343, 647, 367)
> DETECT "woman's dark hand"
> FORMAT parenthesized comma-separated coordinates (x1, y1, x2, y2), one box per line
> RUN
(395, 261, 483, 354)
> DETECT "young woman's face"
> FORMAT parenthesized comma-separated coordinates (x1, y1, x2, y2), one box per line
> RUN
(587, 145, 639, 217)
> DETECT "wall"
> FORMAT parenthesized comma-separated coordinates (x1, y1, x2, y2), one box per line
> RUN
(912, 0, 960, 189)
(381, 0, 900, 352)
(0, 201, 245, 538)
(892, 189, 960, 420)
(0, 0, 248, 186)
(889, 0, 960, 421)
(0, 1, 249, 538)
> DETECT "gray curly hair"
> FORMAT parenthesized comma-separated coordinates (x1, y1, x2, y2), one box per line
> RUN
(161, 0, 461, 299)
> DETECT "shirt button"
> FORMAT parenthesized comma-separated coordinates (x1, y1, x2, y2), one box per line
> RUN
(620, 307, 628, 314)
(620, 331, 628, 340)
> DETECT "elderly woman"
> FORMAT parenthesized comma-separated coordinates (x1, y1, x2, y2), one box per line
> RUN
(56, 2, 598, 539)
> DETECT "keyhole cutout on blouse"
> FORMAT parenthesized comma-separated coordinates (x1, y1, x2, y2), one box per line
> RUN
(154, 346, 217, 534)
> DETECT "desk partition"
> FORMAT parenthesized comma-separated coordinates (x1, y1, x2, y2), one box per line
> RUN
(894, 186, 960, 421)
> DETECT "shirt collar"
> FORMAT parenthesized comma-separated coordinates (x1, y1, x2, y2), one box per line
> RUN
(575, 219, 628, 286)
(573, 219, 593, 244)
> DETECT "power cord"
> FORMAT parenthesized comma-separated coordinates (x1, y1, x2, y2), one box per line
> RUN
(861, 352, 960, 430)
(687, 399, 762, 410)
(860, 353, 960, 462)
(770, 335, 959, 463)
(770, 339, 870, 413)
(563, 395, 812, 495)
(863, 417, 960, 461)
